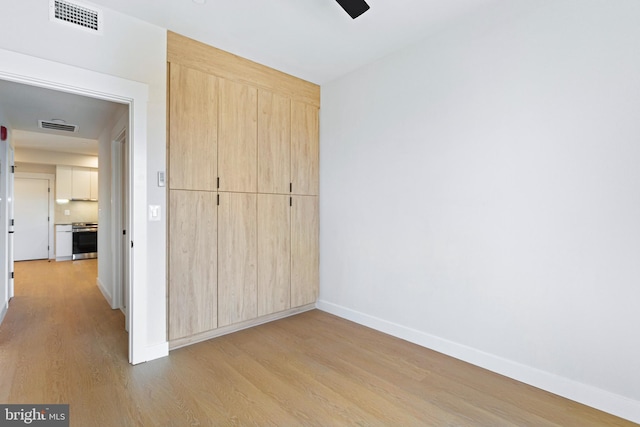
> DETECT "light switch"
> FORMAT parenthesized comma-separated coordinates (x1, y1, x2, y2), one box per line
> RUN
(64, 210, 70, 216)
(149, 205, 161, 221)
(158, 171, 166, 187)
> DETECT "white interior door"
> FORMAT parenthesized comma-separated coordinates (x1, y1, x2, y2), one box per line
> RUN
(14, 178, 49, 261)
(112, 129, 130, 331)
(122, 136, 130, 331)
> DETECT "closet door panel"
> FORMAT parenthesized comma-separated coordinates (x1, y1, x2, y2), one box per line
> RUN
(169, 190, 217, 340)
(257, 194, 291, 316)
(218, 79, 258, 193)
(291, 195, 319, 307)
(218, 192, 258, 326)
(258, 90, 291, 194)
(169, 63, 217, 191)
(291, 101, 319, 196)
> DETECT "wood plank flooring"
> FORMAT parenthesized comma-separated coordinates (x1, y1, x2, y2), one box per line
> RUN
(0, 259, 636, 426)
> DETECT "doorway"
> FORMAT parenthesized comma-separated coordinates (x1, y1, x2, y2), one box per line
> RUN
(0, 48, 154, 364)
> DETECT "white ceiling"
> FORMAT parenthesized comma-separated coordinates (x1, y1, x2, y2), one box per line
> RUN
(12, 130, 100, 156)
(89, 0, 504, 84)
(1, 0, 506, 157)
(0, 79, 124, 156)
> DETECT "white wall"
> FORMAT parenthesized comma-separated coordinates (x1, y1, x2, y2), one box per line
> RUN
(319, 0, 640, 422)
(14, 163, 56, 174)
(0, 1, 167, 357)
(15, 148, 98, 168)
(54, 201, 98, 224)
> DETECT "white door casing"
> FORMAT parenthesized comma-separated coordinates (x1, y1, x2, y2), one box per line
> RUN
(7, 145, 14, 299)
(0, 140, 13, 311)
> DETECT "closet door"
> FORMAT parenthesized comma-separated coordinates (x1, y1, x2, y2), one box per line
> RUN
(218, 79, 258, 193)
(258, 90, 290, 194)
(291, 195, 319, 307)
(257, 194, 291, 316)
(291, 101, 319, 196)
(169, 190, 217, 340)
(218, 192, 258, 326)
(169, 63, 218, 191)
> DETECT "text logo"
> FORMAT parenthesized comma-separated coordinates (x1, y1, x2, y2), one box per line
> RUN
(1, 405, 69, 427)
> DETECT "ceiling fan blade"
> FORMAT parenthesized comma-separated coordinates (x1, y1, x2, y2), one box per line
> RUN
(335, 0, 370, 19)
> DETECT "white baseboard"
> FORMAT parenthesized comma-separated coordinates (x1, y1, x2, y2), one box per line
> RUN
(96, 278, 115, 309)
(0, 301, 7, 325)
(316, 300, 640, 424)
(169, 303, 316, 350)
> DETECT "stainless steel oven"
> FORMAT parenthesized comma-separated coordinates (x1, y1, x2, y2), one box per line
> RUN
(72, 222, 98, 260)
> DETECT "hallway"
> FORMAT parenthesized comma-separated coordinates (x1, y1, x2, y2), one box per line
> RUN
(0, 260, 129, 413)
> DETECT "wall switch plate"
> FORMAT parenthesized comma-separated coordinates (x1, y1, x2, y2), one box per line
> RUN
(149, 205, 161, 221)
(157, 171, 166, 187)
(64, 210, 70, 216)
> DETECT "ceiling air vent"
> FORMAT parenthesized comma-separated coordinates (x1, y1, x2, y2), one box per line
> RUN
(50, 0, 103, 34)
(39, 120, 79, 133)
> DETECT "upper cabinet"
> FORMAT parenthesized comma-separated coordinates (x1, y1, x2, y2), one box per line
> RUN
(73, 168, 91, 199)
(56, 166, 73, 200)
(167, 31, 320, 196)
(258, 90, 291, 194)
(218, 79, 258, 193)
(257, 91, 319, 196)
(56, 166, 98, 201)
(291, 101, 319, 196)
(169, 63, 218, 191)
(90, 170, 99, 200)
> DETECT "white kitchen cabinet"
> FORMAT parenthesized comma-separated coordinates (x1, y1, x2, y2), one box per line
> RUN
(56, 166, 98, 201)
(55, 224, 73, 261)
(56, 166, 73, 201)
(72, 168, 91, 200)
(90, 169, 99, 200)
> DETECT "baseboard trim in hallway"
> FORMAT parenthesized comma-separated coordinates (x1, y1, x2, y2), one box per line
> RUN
(0, 301, 7, 325)
(96, 277, 114, 309)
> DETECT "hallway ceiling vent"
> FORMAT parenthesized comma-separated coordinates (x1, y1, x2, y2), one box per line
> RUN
(49, 0, 103, 34)
(38, 120, 79, 133)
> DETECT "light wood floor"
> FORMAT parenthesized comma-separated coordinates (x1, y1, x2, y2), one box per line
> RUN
(0, 259, 636, 426)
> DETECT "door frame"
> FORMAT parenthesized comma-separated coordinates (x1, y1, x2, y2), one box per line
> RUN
(15, 172, 55, 260)
(112, 128, 129, 329)
(8, 146, 14, 299)
(0, 48, 152, 364)
(0, 141, 14, 309)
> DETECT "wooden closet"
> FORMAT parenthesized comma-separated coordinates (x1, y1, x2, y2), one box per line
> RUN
(167, 32, 320, 348)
